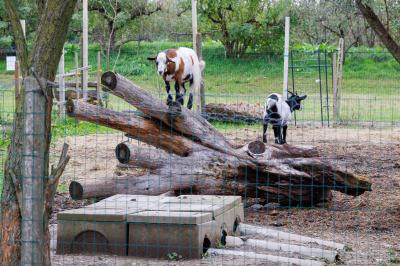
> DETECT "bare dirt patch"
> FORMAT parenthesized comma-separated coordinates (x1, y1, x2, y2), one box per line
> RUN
(51, 126, 400, 265)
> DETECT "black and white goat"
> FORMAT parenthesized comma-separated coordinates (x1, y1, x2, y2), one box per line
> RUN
(262, 92, 307, 144)
(148, 47, 205, 110)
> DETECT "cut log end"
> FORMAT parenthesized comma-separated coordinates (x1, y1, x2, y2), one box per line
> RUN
(69, 181, 83, 200)
(101, 71, 117, 90)
(115, 142, 130, 164)
(248, 141, 266, 155)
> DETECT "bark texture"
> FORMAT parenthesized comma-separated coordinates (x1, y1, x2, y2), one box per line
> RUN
(67, 73, 371, 206)
(1, 1, 76, 265)
(356, 0, 400, 64)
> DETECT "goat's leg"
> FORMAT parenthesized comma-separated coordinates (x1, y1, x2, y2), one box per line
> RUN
(175, 82, 184, 105)
(272, 125, 280, 144)
(282, 125, 288, 144)
(165, 81, 173, 105)
(262, 123, 268, 143)
(187, 78, 194, 110)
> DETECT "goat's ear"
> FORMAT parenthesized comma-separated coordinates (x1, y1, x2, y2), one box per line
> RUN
(299, 95, 307, 100)
(147, 56, 156, 61)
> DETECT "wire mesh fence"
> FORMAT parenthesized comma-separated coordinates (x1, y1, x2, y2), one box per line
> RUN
(0, 47, 400, 265)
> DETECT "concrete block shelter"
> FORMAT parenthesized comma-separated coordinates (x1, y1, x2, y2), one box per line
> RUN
(56, 194, 244, 259)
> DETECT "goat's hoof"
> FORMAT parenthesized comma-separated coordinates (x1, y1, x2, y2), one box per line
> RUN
(168, 101, 182, 117)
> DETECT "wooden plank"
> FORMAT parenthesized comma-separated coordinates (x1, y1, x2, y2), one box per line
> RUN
(225, 236, 339, 262)
(195, 33, 205, 113)
(238, 223, 345, 250)
(97, 51, 102, 106)
(332, 52, 338, 123)
(82, 0, 88, 100)
(58, 48, 66, 119)
(75, 51, 80, 98)
(21, 77, 46, 265)
(208, 249, 324, 266)
(282, 17, 290, 100)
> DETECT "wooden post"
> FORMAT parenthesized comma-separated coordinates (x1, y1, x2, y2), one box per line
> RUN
(97, 51, 103, 106)
(283, 17, 290, 100)
(75, 51, 80, 98)
(332, 53, 338, 123)
(20, 19, 26, 38)
(192, 0, 198, 51)
(58, 48, 66, 120)
(195, 33, 205, 113)
(82, 0, 89, 100)
(21, 77, 46, 265)
(336, 38, 344, 121)
(14, 60, 20, 100)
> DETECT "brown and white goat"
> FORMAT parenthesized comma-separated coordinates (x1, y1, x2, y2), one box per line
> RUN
(148, 47, 205, 109)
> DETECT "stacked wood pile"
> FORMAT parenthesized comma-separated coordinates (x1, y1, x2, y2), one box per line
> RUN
(67, 72, 371, 206)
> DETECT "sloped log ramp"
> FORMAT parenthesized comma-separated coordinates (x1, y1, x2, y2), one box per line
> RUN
(67, 73, 371, 206)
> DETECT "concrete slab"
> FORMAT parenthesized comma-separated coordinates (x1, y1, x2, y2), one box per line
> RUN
(128, 220, 219, 259)
(57, 194, 244, 259)
(57, 207, 129, 222)
(56, 220, 127, 256)
(127, 211, 212, 224)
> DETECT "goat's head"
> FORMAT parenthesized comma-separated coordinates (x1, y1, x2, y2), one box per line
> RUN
(148, 49, 178, 76)
(287, 91, 307, 111)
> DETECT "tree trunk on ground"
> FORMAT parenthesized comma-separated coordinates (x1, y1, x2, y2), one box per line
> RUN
(1, 1, 76, 265)
(356, 0, 400, 64)
(66, 73, 371, 206)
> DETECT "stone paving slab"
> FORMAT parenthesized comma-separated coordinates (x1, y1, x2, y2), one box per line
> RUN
(57, 207, 139, 222)
(127, 211, 213, 224)
(157, 203, 225, 218)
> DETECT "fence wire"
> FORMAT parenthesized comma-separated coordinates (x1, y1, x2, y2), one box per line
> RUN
(0, 48, 399, 265)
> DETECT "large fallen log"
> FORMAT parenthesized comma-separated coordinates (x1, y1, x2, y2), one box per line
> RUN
(67, 72, 371, 206)
(66, 99, 194, 156)
(101, 72, 239, 155)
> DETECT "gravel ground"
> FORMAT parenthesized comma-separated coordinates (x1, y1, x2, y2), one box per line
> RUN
(51, 125, 400, 265)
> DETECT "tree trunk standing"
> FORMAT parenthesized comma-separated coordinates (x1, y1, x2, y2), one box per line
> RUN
(356, 0, 400, 64)
(1, 1, 77, 265)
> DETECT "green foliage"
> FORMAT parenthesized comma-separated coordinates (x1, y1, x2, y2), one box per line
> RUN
(293, 43, 337, 53)
(200, 0, 288, 57)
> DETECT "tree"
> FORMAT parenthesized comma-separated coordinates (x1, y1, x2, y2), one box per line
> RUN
(89, 0, 162, 51)
(293, 0, 374, 56)
(1, 0, 75, 265)
(200, 0, 286, 58)
(356, 0, 400, 64)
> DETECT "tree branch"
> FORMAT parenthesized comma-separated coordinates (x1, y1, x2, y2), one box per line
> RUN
(45, 143, 70, 216)
(4, 0, 29, 76)
(356, 0, 400, 64)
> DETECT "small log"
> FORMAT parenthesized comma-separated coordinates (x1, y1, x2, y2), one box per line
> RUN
(69, 172, 233, 200)
(66, 99, 194, 156)
(225, 236, 339, 262)
(115, 142, 171, 169)
(208, 249, 324, 266)
(238, 223, 345, 250)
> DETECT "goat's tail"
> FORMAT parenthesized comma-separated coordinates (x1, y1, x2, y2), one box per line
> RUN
(191, 58, 205, 102)
(266, 97, 278, 110)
